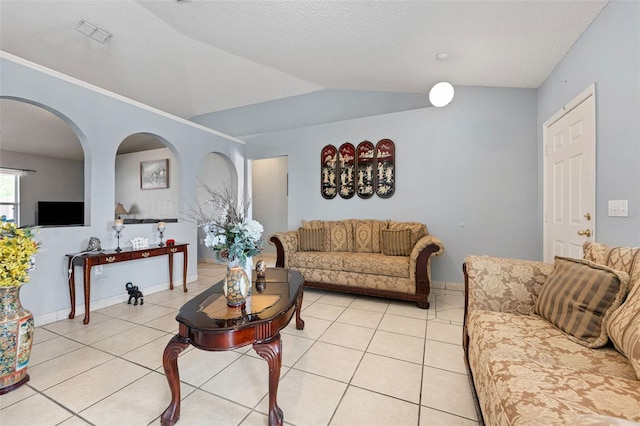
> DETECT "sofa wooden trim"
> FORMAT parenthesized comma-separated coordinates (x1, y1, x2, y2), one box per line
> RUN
(462, 261, 486, 426)
(270, 235, 441, 309)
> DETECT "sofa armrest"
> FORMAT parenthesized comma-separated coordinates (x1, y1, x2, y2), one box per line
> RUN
(463, 255, 552, 316)
(269, 231, 299, 268)
(410, 234, 444, 280)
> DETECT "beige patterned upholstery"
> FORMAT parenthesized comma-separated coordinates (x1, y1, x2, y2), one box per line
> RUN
(464, 242, 640, 425)
(352, 219, 385, 253)
(607, 281, 640, 379)
(270, 219, 444, 306)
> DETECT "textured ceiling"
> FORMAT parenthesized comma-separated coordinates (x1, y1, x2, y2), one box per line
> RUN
(0, 0, 608, 160)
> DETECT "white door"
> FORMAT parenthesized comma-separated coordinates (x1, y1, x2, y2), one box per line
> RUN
(543, 85, 596, 263)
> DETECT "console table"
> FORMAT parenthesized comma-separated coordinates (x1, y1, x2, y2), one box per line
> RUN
(66, 243, 188, 325)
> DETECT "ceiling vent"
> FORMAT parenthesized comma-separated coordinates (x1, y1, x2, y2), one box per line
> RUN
(76, 19, 112, 44)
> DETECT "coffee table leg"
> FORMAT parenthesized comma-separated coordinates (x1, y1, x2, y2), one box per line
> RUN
(253, 334, 284, 426)
(161, 335, 190, 426)
(295, 291, 305, 330)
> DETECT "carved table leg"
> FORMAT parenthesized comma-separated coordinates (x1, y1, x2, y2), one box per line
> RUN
(254, 334, 284, 426)
(82, 260, 91, 325)
(68, 258, 76, 319)
(295, 291, 305, 330)
(161, 335, 190, 426)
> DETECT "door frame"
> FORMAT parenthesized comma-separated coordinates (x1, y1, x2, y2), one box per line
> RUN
(542, 83, 596, 263)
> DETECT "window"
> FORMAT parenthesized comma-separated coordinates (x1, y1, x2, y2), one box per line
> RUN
(0, 172, 19, 225)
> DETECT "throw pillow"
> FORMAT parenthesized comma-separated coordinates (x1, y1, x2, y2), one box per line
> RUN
(607, 280, 640, 379)
(381, 229, 412, 256)
(298, 227, 324, 252)
(534, 256, 630, 348)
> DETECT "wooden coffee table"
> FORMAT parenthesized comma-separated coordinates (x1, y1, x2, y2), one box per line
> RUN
(161, 267, 304, 426)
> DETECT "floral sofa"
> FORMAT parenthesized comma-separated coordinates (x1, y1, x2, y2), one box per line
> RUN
(269, 219, 444, 308)
(463, 242, 640, 425)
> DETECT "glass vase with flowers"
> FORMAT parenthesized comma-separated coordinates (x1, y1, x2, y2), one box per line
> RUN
(187, 184, 264, 306)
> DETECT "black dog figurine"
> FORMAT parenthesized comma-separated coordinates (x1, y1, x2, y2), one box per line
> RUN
(126, 282, 144, 306)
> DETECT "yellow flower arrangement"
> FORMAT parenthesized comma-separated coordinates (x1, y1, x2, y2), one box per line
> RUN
(0, 216, 40, 287)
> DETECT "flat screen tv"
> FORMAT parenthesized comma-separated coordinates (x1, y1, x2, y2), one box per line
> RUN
(37, 201, 85, 226)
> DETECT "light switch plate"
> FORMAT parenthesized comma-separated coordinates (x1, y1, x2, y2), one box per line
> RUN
(608, 200, 628, 217)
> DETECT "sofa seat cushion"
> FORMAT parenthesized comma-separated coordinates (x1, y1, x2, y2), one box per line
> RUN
(468, 310, 640, 424)
(468, 310, 637, 380)
(288, 252, 344, 272)
(342, 252, 409, 278)
(289, 252, 410, 278)
(479, 358, 640, 424)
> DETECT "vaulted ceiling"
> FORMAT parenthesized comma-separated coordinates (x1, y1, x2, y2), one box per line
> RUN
(0, 0, 608, 160)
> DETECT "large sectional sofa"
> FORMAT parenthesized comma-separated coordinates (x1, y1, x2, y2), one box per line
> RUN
(269, 219, 444, 308)
(463, 242, 640, 425)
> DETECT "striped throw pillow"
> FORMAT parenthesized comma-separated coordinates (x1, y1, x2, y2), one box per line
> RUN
(298, 228, 324, 252)
(534, 256, 630, 348)
(381, 229, 412, 256)
(607, 278, 640, 379)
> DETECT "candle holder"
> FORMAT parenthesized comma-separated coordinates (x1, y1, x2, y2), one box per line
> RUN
(112, 225, 124, 252)
(157, 225, 166, 247)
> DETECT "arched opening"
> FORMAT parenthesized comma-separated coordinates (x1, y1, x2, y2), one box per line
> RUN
(0, 97, 87, 227)
(195, 152, 236, 261)
(114, 133, 180, 224)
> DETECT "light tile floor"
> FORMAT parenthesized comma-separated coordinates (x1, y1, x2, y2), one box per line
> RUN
(1, 257, 478, 426)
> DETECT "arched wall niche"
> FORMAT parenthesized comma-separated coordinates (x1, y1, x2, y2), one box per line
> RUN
(0, 96, 90, 227)
(193, 152, 237, 260)
(114, 132, 183, 223)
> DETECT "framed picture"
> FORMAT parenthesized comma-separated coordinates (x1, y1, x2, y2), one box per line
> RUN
(338, 142, 355, 199)
(356, 140, 375, 199)
(140, 159, 169, 189)
(375, 139, 395, 198)
(320, 145, 338, 199)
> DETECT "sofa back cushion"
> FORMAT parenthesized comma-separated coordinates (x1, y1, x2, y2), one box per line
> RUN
(353, 219, 385, 253)
(298, 227, 324, 251)
(583, 242, 640, 290)
(607, 280, 640, 379)
(302, 220, 353, 252)
(387, 221, 427, 248)
(534, 256, 629, 348)
(381, 229, 412, 256)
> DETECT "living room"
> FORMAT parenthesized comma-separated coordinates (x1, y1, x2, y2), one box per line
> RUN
(0, 1, 638, 425)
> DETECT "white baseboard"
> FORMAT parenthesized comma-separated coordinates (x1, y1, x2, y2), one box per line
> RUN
(34, 274, 198, 326)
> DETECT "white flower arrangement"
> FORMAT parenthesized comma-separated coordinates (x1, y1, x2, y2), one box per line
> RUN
(186, 183, 264, 265)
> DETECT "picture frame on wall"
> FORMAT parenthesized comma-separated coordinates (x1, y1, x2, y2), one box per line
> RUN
(320, 144, 338, 199)
(140, 159, 169, 190)
(338, 142, 356, 199)
(356, 140, 375, 199)
(375, 139, 395, 198)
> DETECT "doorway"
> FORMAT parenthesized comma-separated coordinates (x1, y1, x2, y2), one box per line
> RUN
(252, 157, 288, 254)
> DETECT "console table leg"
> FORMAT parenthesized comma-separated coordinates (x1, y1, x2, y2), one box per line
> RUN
(254, 334, 284, 426)
(182, 248, 188, 293)
(83, 261, 91, 325)
(68, 259, 76, 320)
(168, 252, 174, 291)
(295, 292, 305, 330)
(161, 335, 189, 426)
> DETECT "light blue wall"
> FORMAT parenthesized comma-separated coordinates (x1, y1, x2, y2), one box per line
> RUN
(537, 0, 640, 249)
(244, 86, 539, 283)
(0, 56, 246, 324)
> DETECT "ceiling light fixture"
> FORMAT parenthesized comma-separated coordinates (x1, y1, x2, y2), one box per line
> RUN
(76, 19, 112, 44)
(429, 52, 455, 108)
